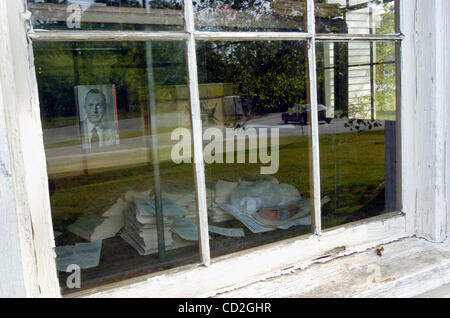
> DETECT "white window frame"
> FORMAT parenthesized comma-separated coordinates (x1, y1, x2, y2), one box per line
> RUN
(0, 0, 448, 297)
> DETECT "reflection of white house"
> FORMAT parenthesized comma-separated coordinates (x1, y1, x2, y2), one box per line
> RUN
(322, 0, 395, 120)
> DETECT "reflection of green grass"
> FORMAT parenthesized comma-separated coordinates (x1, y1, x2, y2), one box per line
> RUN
(320, 130, 386, 227)
(50, 162, 195, 231)
(376, 111, 396, 121)
(49, 130, 386, 231)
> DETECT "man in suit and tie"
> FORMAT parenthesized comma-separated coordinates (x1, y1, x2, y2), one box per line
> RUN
(80, 88, 117, 150)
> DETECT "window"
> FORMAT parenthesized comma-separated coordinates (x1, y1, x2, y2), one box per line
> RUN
(317, 40, 398, 228)
(27, 0, 402, 295)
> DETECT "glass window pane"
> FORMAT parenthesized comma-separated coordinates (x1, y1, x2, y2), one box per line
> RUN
(316, 40, 398, 228)
(194, 0, 306, 32)
(197, 40, 313, 258)
(28, 0, 183, 31)
(315, 0, 395, 35)
(34, 40, 200, 293)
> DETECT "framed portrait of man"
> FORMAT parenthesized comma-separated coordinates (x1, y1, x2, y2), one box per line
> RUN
(75, 84, 120, 151)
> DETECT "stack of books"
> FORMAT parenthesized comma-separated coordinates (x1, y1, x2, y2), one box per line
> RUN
(121, 207, 173, 256)
(120, 196, 188, 255)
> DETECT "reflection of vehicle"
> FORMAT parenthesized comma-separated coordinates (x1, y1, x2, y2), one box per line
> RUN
(282, 104, 332, 124)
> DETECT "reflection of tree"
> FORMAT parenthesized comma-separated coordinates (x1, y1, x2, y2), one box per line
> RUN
(344, 95, 382, 132)
(194, 0, 274, 14)
(194, 0, 306, 32)
(35, 41, 186, 122)
(95, 0, 143, 7)
(198, 41, 308, 115)
(147, 0, 182, 9)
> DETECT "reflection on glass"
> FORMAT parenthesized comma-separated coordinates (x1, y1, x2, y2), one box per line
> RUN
(316, 41, 397, 228)
(315, 0, 395, 34)
(28, 0, 183, 31)
(197, 41, 313, 257)
(194, 0, 306, 32)
(34, 41, 199, 293)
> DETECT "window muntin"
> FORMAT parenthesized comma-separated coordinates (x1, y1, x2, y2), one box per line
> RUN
(28, 0, 184, 31)
(27, 0, 402, 294)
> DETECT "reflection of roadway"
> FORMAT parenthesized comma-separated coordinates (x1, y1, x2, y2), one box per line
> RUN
(44, 113, 385, 175)
(244, 112, 385, 136)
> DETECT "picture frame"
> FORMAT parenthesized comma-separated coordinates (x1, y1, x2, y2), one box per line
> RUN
(74, 84, 120, 151)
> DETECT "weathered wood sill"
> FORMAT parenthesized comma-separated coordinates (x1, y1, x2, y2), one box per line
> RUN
(214, 237, 450, 298)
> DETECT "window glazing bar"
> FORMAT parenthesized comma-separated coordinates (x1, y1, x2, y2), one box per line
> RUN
(395, 0, 402, 212)
(307, 0, 322, 235)
(184, 0, 211, 266)
(28, 30, 189, 42)
(145, 41, 166, 261)
(194, 32, 312, 41)
(29, 31, 403, 43)
(395, 40, 402, 212)
(316, 34, 404, 42)
(395, 0, 401, 35)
